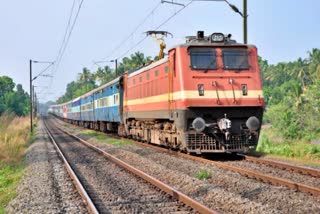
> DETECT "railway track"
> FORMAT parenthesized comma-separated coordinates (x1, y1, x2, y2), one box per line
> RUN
(53, 116, 320, 197)
(43, 117, 218, 214)
(132, 142, 320, 196)
(236, 153, 320, 178)
(50, 115, 320, 198)
(134, 142, 320, 196)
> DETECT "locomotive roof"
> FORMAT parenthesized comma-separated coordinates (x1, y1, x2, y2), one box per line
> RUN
(174, 42, 254, 49)
(127, 57, 168, 78)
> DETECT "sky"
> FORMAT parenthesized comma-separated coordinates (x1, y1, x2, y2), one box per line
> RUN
(0, 0, 319, 103)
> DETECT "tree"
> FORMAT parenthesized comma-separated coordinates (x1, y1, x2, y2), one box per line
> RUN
(0, 76, 15, 98)
(77, 67, 96, 94)
(262, 48, 320, 140)
(117, 52, 152, 75)
(0, 76, 29, 116)
(94, 66, 114, 86)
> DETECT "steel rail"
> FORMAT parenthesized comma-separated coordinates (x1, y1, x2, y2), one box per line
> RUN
(51, 123, 218, 214)
(43, 122, 99, 214)
(106, 136, 320, 196)
(52, 116, 320, 196)
(137, 142, 320, 196)
(237, 153, 320, 178)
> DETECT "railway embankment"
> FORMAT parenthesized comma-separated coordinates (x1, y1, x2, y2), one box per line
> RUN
(52, 116, 320, 213)
(0, 115, 31, 212)
(6, 120, 87, 213)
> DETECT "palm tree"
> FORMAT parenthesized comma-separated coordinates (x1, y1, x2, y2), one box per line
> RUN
(94, 66, 114, 86)
(78, 67, 95, 93)
(308, 48, 320, 80)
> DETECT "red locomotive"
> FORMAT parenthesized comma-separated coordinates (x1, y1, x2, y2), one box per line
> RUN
(120, 31, 264, 154)
(51, 31, 264, 154)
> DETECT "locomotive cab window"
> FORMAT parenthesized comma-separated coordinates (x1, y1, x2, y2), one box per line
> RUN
(189, 48, 217, 70)
(223, 48, 249, 70)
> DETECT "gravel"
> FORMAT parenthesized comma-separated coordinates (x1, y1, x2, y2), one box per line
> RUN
(52, 117, 320, 213)
(222, 159, 320, 188)
(6, 121, 87, 214)
(47, 119, 195, 213)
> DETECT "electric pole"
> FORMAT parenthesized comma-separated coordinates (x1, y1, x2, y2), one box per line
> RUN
(111, 59, 118, 76)
(29, 60, 33, 133)
(29, 60, 54, 133)
(243, 0, 247, 44)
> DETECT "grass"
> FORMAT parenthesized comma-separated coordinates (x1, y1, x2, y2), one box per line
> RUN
(257, 129, 320, 165)
(0, 114, 31, 163)
(0, 113, 31, 212)
(196, 169, 212, 180)
(0, 164, 25, 214)
(84, 130, 132, 146)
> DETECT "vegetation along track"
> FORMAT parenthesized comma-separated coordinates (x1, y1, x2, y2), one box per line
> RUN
(53, 116, 320, 197)
(43, 117, 218, 214)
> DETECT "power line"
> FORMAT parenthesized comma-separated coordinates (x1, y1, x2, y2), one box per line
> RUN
(115, 0, 193, 61)
(155, 0, 193, 30)
(99, 2, 162, 62)
(34, 62, 55, 79)
(52, 0, 85, 76)
(117, 36, 148, 60)
(55, 0, 77, 67)
(45, 0, 85, 99)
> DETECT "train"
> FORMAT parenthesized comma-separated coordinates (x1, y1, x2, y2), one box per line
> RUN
(49, 31, 264, 154)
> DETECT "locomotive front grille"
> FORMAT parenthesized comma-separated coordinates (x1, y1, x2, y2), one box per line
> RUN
(225, 134, 257, 150)
(186, 133, 222, 153)
(186, 132, 257, 153)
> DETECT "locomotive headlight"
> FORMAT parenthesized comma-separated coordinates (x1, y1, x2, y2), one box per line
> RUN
(198, 84, 204, 96)
(192, 117, 206, 132)
(246, 116, 260, 131)
(211, 33, 224, 43)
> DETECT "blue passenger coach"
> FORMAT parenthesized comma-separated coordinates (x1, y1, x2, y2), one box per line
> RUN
(80, 92, 95, 123)
(66, 101, 73, 120)
(93, 77, 123, 123)
(72, 97, 81, 121)
(49, 76, 123, 133)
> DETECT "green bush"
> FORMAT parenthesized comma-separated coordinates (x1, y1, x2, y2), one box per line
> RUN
(196, 169, 212, 180)
(257, 133, 320, 159)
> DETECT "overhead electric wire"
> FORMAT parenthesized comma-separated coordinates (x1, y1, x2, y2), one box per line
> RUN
(45, 0, 85, 99)
(115, 0, 193, 61)
(47, 0, 191, 101)
(116, 36, 149, 60)
(33, 62, 55, 79)
(154, 0, 193, 30)
(98, 1, 162, 62)
(54, 0, 77, 67)
(52, 0, 85, 75)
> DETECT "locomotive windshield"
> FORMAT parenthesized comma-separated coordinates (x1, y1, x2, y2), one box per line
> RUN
(189, 48, 217, 70)
(223, 48, 249, 70)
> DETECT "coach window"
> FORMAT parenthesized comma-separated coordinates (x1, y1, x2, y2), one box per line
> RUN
(155, 70, 159, 76)
(146, 72, 150, 80)
(189, 48, 217, 70)
(139, 76, 142, 82)
(222, 48, 249, 70)
(133, 78, 136, 85)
